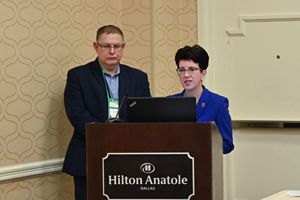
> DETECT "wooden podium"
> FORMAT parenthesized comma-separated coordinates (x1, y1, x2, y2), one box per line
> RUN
(86, 122, 223, 200)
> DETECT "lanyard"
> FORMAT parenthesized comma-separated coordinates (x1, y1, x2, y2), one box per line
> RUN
(101, 67, 119, 118)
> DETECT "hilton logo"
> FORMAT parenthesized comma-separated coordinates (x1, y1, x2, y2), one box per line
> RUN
(103, 153, 194, 199)
(140, 163, 155, 174)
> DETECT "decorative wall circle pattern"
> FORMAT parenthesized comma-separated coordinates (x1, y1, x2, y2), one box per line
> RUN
(0, 0, 197, 199)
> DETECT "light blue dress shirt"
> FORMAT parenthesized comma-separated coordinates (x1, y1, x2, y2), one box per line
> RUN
(101, 65, 120, 99)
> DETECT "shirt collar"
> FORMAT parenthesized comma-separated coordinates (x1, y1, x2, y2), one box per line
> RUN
(98, 61, 120, 77)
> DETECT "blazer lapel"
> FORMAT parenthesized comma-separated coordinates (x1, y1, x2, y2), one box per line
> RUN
(196, 86, 210, 119)
(91, 58, 106, 92)
(119, 64, 128, 98)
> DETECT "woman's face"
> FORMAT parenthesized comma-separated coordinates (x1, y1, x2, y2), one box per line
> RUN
(178, 60, 207, 93)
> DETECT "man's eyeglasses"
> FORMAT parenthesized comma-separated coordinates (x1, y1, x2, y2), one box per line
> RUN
(97, 42, 124, 51)
(176, 67, 202, 75)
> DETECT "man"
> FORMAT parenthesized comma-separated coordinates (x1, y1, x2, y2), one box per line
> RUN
(63, 25, 151, 200)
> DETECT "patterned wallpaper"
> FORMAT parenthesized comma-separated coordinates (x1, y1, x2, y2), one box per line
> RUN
(0, 0, 197, 199)
(0, 173, 73, 200)
(151, 0, 198, 96)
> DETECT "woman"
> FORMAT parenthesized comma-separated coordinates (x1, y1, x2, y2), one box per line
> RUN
(169, 45, 234, 154)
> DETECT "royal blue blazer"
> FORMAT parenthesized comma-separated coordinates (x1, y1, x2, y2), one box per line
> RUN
(63, 58, 151, 177)
(168, 86, 234, 154)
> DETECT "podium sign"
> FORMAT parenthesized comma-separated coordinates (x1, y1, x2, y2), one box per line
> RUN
(86, 123, 223, 200)
(103, 153, 194, 199)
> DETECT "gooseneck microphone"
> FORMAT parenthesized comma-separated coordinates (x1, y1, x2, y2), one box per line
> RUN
(105, 92, 128, 123)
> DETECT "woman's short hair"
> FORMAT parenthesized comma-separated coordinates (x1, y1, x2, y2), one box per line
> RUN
(175, 45, 209, 70)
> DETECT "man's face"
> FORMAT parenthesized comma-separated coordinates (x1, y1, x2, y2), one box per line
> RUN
(93, 33, 125, 73)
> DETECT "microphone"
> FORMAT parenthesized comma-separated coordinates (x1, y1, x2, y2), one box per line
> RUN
(105, 92, 128, 123)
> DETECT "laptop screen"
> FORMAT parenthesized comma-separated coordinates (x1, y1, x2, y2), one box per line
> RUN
(126, 97, 197, 123)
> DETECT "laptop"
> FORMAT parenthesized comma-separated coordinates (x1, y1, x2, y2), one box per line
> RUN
(126, 97, 197, 123)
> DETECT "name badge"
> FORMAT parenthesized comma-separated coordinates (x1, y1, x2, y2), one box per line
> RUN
(108, 98, 119, 118)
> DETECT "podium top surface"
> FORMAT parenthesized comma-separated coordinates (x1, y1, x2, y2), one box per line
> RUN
(262, 191, 300, 200)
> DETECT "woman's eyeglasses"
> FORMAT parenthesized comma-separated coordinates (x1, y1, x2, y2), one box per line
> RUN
(176, 67, 202, 75)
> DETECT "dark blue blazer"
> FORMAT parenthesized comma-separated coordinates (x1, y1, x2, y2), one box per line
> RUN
(63, 58, 151, 177)
(168, 86, 234, 154)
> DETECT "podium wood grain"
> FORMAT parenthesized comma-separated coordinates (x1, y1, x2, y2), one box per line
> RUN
(86, 122, 223, 200)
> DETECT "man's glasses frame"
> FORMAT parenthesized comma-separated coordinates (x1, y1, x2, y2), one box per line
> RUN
(97, 42, 124, 51)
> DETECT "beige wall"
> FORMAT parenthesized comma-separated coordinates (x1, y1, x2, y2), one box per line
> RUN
(0, 0, 197, 199)
(201, 0, 300, 199)
(0, 173, 73, 200)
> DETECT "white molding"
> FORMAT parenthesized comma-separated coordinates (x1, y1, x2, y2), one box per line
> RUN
(227, 14, 300, 36)
(197, 0, 213, 88)
(0, 158, 64, 182)
(197, 0, 211, 48)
